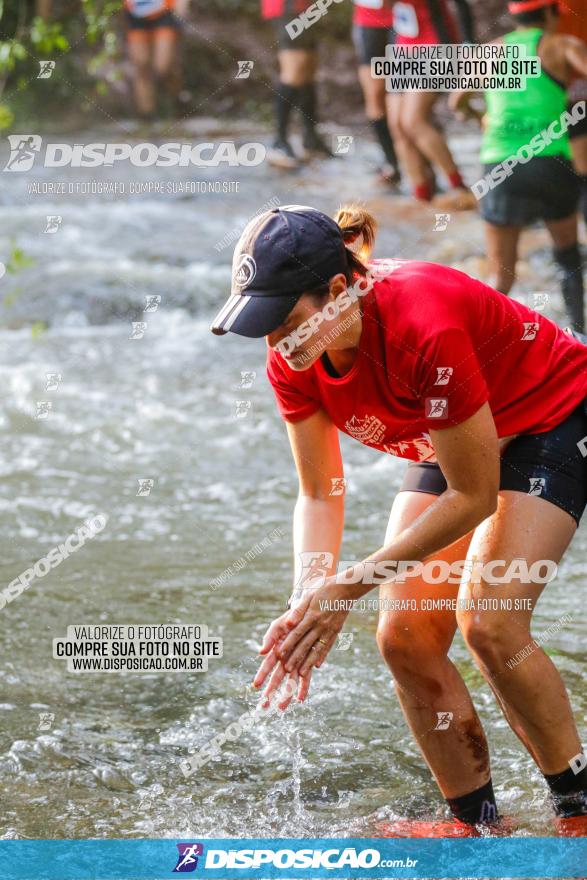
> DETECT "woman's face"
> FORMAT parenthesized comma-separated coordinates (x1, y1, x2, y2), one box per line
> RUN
(266, 274, 361, 371)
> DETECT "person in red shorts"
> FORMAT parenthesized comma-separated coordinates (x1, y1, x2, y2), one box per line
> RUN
(352, 0, 401, 184)
(389, 0, 474, 201)
(211, 203, 587, 836)
(125, 0, 189, 118)
(262, 0, 334, 168)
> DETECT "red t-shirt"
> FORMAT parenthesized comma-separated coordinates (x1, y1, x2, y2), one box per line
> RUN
(261, 0, 310, 20)
(267, 261, 587, 463)
(353, 0, 394, 29)
(392, 0, 462, 46)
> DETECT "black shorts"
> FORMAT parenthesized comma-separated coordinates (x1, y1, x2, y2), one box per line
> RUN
(399, 396, 587, 526)
(479, 155, 579, 226)
(352, 24, 393, 66)
(126, 10, 181, 32)
(568, 99, 587, 140)
(272, 10, 324, 50)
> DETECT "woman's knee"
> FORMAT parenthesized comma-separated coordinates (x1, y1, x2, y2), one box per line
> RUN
(376, 615, 450, 671)
(459, 611, 528, 669)
(401, 109, 430, 141)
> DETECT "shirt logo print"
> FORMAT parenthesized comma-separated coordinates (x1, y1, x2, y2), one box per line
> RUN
(345, 414, 386, 445)
(383, 432, 435, 462)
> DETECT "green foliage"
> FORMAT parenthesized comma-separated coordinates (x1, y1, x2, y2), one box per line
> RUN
(0, 1, 120, 122)
(5, 242, 35, 275)
(0, 102, 14, 128)
(81, 0, 121, 46)
(31, 321, 48, 338)
(29, 16, 69, 55)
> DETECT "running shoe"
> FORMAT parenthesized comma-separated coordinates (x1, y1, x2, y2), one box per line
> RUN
(376, 815, 515, 838)
(554, 814, 587, 836)
(376, 818, 480, 838)
(267, 139, 300, 170)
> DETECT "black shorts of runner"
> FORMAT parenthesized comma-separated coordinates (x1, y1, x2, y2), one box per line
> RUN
(126, 10, 181, 32)
(272, 12, 325, 50)
(399, 395, 587, 526)
(352, 24, 393, 66)
(479, 155, 580, 226)
(567, 99, 587, 140)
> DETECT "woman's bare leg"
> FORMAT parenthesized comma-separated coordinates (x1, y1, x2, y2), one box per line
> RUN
(457, 491, 582, 774)
(377, 490, 489, 798)
(387, 94, 432, 193)
(128, 36, 154, 117)
(400, 91, 461, 183)
(484, 221, 522, 294)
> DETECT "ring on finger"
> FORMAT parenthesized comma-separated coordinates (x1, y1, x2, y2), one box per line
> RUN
(318, 639, 327, 646)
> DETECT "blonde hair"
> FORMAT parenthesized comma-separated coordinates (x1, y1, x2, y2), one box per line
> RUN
(334, 204, 377, 264)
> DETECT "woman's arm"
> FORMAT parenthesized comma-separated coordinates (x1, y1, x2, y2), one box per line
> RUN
(565, 36, 587, 79)
(253, 408, 345, 705)
(273, 402, 500, 678)
(287, 408, 345, 605)
(335, 401, 499, 599)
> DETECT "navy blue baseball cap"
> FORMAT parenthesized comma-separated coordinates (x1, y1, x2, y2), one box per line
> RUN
(210, 205, 348, 338)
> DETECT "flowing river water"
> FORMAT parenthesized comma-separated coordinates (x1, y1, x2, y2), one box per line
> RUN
(0, 119, 585, 845)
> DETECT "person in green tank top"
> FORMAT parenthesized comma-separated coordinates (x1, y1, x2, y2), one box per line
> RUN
(451, 0, 587, 333)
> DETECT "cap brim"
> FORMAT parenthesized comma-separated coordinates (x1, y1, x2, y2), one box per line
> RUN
(210, 291, 301, 338)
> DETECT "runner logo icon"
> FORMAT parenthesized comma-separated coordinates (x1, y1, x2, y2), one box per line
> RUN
(434, 367, 453, 385)
(4, 135, 42, 172)
(173, 843, 204, 873)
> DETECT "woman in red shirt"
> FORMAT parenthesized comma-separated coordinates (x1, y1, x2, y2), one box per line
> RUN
(211, 204, 587, 835)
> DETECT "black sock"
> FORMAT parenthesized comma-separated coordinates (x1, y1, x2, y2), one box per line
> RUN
(275, 82, 299, 143)
(370, 116, 398, 169)
(581, 176, 587, 228)
(446, 779, 499, 825)
(297, 82, 318, 136)
(544, 761, 587, 818)
(554, 242, 585, 333)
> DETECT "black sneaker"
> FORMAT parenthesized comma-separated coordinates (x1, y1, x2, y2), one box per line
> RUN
(267, 139, 300, 170)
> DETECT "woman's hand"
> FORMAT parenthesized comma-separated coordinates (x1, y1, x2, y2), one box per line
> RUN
(253, 608, 311, 710)
(253, 580, 350, 706)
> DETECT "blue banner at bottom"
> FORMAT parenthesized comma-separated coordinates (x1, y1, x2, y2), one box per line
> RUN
(1, 838, 586, 879)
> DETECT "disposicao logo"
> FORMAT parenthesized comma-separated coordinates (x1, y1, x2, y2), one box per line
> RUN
(3, 136, 266, 171)
(173, 843, 204, 873)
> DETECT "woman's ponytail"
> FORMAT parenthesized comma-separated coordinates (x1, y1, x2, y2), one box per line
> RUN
(334, 204, 377, 269)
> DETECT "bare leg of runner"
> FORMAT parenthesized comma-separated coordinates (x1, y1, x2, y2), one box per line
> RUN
(152, 29, 180, 109)
(400, 92, 463, 188)
(388, 94, 434, 198)
(377, 490, 488, 799)
(457, 491, 582, 776)
(570, 133, 587, 226)
(128, 37, 154, 117)
(484, 222, 522, 295)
